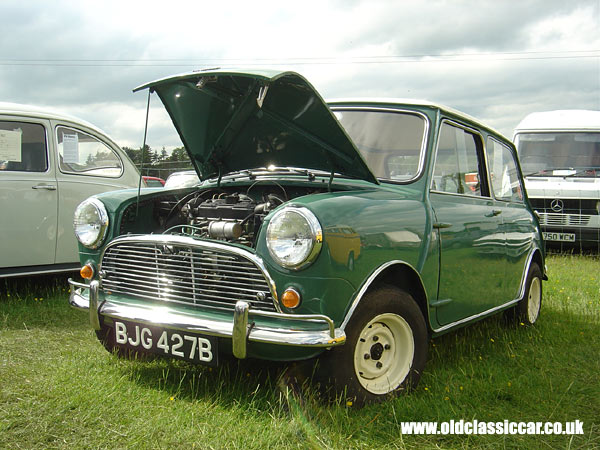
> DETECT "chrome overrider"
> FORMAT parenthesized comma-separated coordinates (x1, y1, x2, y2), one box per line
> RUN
(68, 277, 346, 360)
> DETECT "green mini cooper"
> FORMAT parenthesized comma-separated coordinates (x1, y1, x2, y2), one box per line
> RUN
(69, 69, 545, 404)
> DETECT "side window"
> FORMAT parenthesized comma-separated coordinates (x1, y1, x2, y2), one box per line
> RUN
(0, 121, 48, 172)
(487, 138, 524, 202)
(432, 122, 487, 196)
(57, 126, 123, 177)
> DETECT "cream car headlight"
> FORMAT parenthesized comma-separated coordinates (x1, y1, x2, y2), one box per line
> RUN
(266, 206, 322, 270)
(73, 198, 109, 249)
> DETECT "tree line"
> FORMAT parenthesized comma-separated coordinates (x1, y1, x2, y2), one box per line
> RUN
(123, 145, 193, 180)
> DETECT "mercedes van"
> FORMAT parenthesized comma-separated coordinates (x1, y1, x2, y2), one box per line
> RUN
(514, 110, 600, 251)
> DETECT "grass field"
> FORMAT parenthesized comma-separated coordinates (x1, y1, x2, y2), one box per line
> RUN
(1, 254, 598, 449)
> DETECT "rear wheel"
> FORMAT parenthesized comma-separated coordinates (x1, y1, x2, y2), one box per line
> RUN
(320, 285, 428, 405)
(515, 263, 542, 325)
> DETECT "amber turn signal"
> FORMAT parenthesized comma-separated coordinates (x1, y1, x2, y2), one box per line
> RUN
(80, 264, 95, 280)
(281, 288, 301, 309)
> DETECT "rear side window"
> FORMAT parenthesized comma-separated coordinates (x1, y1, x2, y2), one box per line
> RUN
(0, 121, 48, 172)
(432, 122, 487, 196)
(487, 138, 524, 202)
(57, 126, 123, 177)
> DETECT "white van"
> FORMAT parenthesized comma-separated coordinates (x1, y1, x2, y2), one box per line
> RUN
(514, 110, 600, 250)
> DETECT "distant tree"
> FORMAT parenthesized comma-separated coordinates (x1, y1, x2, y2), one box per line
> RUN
(123, 146, 142, 165)
(168, 146, 190, 162)
(123, 144, 192, 179)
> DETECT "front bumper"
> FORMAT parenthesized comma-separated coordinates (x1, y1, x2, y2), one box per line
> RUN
(69, 279, 346, 359)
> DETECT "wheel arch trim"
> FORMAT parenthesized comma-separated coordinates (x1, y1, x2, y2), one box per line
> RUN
(517, 247, 545, 302)
(340, 260, 429, 331)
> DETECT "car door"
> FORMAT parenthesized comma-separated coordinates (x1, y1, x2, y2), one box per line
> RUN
(0, 117, 58, 269)
(429, 120, 506, 326)
(487, 136, 534, 301)
(52, 123, 139, 264)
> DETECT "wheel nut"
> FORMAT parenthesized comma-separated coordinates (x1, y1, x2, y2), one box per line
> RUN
(384, 344, 391, 350)
(373, 336, 379, 342)
(376, 362, 383, 369)
(364, 353, 370, 360)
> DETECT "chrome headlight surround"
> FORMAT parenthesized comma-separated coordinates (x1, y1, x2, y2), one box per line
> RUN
(73, 198, 109, 249)
(266, 206, 323, 270)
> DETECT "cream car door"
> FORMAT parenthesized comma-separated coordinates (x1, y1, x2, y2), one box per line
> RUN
(0, 118, 58, 269)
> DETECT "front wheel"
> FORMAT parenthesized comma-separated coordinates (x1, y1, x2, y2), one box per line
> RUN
(320, 285, 428, 405)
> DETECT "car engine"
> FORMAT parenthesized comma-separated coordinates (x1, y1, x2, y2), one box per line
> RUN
(163, 188, 287, 248)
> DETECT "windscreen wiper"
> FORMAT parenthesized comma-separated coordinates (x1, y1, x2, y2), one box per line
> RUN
(210, 167, 325, 183)
(524, 168, 575, 177)
(564, 167, 599, 177)
(524, 170, 550, 177)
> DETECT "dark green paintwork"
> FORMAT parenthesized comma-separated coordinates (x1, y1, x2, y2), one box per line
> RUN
(135, 70, 378, 183)
(76, 73, 545, 361)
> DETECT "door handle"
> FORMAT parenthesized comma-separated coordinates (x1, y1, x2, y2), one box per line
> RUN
(32, 184, 57, 191)
(433, 222, 452, 229)
(485, 209, 502, 217)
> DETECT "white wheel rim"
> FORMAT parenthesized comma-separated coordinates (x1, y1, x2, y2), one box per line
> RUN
(353, 313, 414, 395)
(527, 277, 541, 323)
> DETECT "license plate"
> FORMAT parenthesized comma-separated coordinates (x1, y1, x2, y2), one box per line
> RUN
(113, 320, 218, 366)
(543, 232, 576, 242)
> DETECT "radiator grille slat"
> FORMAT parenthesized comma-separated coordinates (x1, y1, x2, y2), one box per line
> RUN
(101, 241, 276, 312)
(537, 212, 591, 226)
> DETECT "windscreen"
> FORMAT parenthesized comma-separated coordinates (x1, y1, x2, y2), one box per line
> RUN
(334, 110, 427, 182)
(515, 132, 600, 176)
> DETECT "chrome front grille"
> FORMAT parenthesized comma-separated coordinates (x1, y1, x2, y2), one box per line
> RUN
(537, 213, 591, 226)
(100, 237, 277, 313)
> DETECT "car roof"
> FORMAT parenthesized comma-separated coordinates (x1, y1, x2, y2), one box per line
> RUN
(514, 110, 600, 133)
(328, 98, 507, 140)
(0, 102, 109, 136)
(167, 170, 197, 177)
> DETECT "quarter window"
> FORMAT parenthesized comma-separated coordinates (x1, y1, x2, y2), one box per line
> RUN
(487, 138, 524, 202)
(432, 122, 487, 196)
(0, 121, 48, 172)
(57, 126, 123, 177)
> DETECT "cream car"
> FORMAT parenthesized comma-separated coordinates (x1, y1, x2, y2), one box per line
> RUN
(0, 102, 140, 277)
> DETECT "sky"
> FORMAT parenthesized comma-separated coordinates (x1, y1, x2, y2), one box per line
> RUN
(1, 0, 598, 151)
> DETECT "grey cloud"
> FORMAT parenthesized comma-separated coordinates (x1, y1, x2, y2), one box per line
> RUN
(335, 0, 593, 54)
(0, 0, 597, 150)
(314, 54, 599, 137)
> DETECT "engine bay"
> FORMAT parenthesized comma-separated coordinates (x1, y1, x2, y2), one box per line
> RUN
(168, 189, 285, 247)
(125, 181, 335, 249)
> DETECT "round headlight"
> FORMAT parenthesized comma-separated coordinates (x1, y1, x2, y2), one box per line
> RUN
(266, 206, 322, 270)
(73, 198, 109, 249)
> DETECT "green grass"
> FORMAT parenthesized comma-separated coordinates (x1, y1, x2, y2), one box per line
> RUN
(1, 255, 598, 449)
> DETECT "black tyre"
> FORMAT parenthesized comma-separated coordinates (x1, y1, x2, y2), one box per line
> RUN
(320, 285, 428, 405)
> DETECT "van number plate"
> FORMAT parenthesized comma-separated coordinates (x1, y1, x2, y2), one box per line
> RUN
(543, 232, 576, 242)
